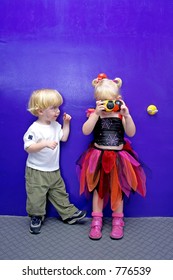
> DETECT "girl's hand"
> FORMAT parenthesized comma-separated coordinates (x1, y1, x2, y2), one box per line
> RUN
(95, 100, 105, 116)
(63, 112, 72, 122)
(120, 101, 130, 117)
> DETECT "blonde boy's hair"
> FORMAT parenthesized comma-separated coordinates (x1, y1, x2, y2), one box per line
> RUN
(28, 89, 63, 116)
(93, 78, 122, 100)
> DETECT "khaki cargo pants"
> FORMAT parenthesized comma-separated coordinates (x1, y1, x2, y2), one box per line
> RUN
(25, 167, 78, 220)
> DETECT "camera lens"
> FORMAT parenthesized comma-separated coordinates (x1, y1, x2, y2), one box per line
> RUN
(115, 100, 122, 107)
(107, 101, 114, 110)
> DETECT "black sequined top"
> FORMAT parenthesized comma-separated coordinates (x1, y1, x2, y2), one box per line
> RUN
(94, 117, 125, 146)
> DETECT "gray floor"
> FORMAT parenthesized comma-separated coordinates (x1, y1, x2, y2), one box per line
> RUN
(0, 216, 173, 260)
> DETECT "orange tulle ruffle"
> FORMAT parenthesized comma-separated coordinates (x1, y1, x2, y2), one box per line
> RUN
(77, 141, 146, 211)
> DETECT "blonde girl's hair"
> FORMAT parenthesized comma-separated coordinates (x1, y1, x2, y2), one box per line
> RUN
(28, 89, 63, 116)
(92, 77, 122, 100)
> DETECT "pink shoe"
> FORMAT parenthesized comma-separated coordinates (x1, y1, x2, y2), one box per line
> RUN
(89, 217, 103, 240)
(110, 217, 124, 239)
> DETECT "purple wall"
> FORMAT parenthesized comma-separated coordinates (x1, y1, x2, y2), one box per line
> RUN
(0, 0, 173, 217)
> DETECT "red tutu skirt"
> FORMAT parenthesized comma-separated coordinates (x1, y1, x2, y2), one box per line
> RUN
(76, 140, 146, 211)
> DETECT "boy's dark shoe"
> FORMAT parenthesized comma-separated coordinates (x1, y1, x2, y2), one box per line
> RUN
(30, 216, 42, 234)
(65, 210, 87, 225)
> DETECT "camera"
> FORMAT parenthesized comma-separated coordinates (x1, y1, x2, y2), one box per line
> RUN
(104, 99, 123, 112)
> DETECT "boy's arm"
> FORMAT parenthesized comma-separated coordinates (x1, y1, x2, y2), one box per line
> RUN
(61, 113, 71, 142)
(24, 126, 58, 153)
(26, 140, 58, 153)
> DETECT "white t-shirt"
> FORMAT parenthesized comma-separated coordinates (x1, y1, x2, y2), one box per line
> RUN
(23, 121, 63, 171)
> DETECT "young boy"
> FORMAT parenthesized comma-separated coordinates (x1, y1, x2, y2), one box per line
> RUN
(23, 88, 86, 234)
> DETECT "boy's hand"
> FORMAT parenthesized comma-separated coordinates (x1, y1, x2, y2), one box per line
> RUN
(44, 140, 58, 150)
(63, 112, 72, 122)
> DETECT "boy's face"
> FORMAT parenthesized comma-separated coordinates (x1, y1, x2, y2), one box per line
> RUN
(38, 106, 60, 124)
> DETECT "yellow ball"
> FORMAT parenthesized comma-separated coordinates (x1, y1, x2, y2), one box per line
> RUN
(147, 105, 158, 115)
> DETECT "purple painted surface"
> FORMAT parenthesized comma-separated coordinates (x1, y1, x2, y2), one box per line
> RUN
(0, 0, 173, 217)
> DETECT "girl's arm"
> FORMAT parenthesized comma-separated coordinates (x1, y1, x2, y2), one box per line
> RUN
(82, 112, 99, 135)
(123, 114, 136, 137)
(121, 103, 136, 137)
(61, 113, 71, 142)
(82, 101, 105, 135)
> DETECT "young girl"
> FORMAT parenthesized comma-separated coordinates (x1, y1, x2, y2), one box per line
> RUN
(23, 89, 86, 234)
(77, 73, 146, 240)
